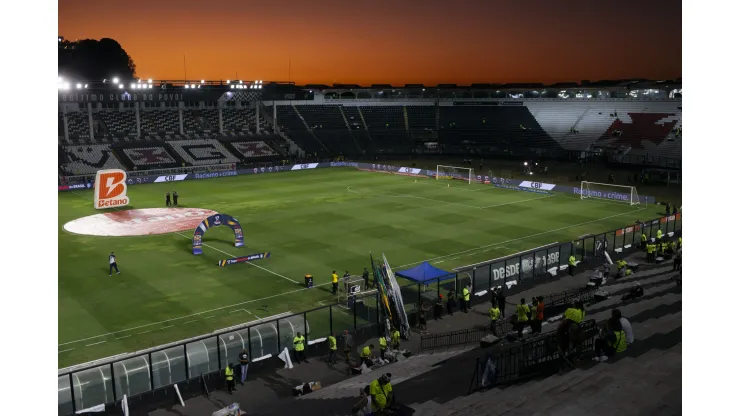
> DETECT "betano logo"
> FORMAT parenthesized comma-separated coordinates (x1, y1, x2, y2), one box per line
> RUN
(94, 169, 130, 209)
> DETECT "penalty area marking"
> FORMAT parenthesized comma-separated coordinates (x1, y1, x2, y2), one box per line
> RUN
(173, 232, 299, 284)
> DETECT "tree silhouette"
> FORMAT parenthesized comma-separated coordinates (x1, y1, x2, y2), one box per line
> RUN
(58, 37, 136, 82)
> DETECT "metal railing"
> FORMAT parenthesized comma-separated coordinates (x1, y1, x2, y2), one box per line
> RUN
(58, 292, 381, 416)
(419, 286, 598, 352)
(470, 319, 599, 393)
(401, 213, 681, 318)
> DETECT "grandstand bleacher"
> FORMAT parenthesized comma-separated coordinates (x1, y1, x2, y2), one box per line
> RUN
(230, 140, 278, 159)
(61, 144, 125, 175)
(166, 138, 240, 165)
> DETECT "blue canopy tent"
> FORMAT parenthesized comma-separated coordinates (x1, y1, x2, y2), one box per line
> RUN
(395, 261, 455, 285)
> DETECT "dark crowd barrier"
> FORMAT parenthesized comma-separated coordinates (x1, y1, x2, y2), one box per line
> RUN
(57, 292, 381, 416)
(403, 212, 680, 325)
(469, 319, 599, 392)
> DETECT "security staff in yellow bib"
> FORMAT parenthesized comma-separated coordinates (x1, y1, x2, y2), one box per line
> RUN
(391, 328, 401, 350)
(641, 233, 647, 249)
(489, 301, 501, 333)
(379, 335, 388, 360)
(462, 286, 470, 313)
(360, 344, 375, 366)
(224, 363, 236, 394)
(568, 253, 576, 276)
(656, 229, 663, 241)
(293, 331, 307, 364)
(370, 373, 394, 412)
(327, 333, 338, 364)
(594, 317, 627, 362)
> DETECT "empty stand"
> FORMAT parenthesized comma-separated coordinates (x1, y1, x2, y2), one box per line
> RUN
(341, 106, 377, 153)
(140, 110, 180, 136)
(183, 110, 217, 134)
(166, 139, 239, 165)
(406, 105, 438, 138)
(66, 111, 90, 141)
(439, 105, 558, 149)
(294, 105, 360, 155)
(95, 110, 138, 140)
(230, 141, 278, 159)
(276, 105, 327, 154)
(599, 113, 678, 149)
(120, 146, 179, 169)
(61, 144, 125, 175)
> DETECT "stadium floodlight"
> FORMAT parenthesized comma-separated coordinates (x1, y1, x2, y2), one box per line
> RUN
(259, 80, 263, 84)
(113, 77, 119, 84)
(197, 85, 201, 88)
(63, 82, 71, 90)
(436, 165, 474, 184)
(523, 162, 528, 166)
(258, 85, 262, 89)
(185, 84, 190, 89)
(580, 181, 643, 207)
(118, 84, 124, 89)
(84, 84, 88, 88)
(148, 78, 152, 84)
(130, 83, 135, 89)
(230, 85, 234, 89)
(201, 79, 205, 84)
(239, 80, 243, 84)
(226, 80, 230, 84)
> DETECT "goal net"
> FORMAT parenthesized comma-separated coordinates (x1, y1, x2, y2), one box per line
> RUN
(580, 181, 643, 206)
(436, 165, 474, 184)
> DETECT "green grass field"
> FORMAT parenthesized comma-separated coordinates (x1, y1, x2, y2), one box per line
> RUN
(58, 167, 650, 367)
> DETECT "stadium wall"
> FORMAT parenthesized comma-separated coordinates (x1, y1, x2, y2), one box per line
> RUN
(58, 161, 657, 204)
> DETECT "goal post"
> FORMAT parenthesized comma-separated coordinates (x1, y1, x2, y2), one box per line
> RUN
(580, 181, 643, 206)
(436, 165, 474, 184)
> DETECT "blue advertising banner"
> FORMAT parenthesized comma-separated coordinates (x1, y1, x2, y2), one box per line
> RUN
(193, 213, 244, 255)
(218, 252, 271, 267)
(60, 161, 657, 204)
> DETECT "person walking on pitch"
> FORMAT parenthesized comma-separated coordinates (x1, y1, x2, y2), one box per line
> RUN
(165, 192, 171, 207)
(172, 190, 179, 206)
(109, 252, 120, 276)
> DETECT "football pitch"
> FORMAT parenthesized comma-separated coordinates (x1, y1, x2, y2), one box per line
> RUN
(58, 167, 648, 367)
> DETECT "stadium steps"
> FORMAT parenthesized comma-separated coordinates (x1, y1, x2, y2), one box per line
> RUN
(338, 106, 364, 154)
(410, 310, 681, 416)
(295, 346, 477, 401)
(403, 106, 410, 133)
(291, 104, 329, 152)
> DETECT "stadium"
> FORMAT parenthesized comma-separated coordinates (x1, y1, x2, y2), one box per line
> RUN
(57, 77, 682, 415)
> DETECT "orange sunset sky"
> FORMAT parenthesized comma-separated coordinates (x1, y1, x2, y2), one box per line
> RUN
(59, 0, 681, 85)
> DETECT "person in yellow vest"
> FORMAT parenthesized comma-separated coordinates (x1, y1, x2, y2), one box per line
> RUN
(293, 331, 307, 364)
(462, 286, 470, 313)
(516, 298, 530, 339)
(656, 229, 663, 241)
(660, 241, 668, 256)
(594, 317, 627, 362)
(568, 253, 576, 276)
(678, 236, 682, 249)
(489, 301, 501, 334)
(391, 327, 401, 350)
(646, 242, 655, 263)
(331, 270, 339, 295)
(360, 344, 375, 366)
(370, 373, 394, 413)
(224, 362, 236, 394)
(327, 332, 337, 364)
(641, 233, 647, 249)
(379, 334, 388, 360)
(557, 301, 585, 355)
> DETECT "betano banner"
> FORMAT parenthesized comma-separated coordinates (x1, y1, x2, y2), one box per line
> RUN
(94, 169, 130, 209)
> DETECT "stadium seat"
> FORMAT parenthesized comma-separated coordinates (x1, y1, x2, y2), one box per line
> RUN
(166, 138, 240, 165)
(61, 144, 126, 175)
(230, 140, 278, 159)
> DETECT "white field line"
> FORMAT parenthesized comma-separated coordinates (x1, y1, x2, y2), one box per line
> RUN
(348, 186, 549, 210)
(478, 194, 554, 209)
(174, 232, 299, 284)
(59, 279, 334, 347)
(395, 206, 647, 269)
(160, 325, 174, 329)
(59, 348, 75, 354)
(85, 340, 106, 347)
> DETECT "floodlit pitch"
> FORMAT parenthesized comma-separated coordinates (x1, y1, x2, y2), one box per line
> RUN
(58, 167, 646, 367)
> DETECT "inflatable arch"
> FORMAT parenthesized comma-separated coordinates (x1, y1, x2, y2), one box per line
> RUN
(192, 213, 244, 255)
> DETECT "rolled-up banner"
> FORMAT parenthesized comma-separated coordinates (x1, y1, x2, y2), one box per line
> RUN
(218, 252, 271, 267)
